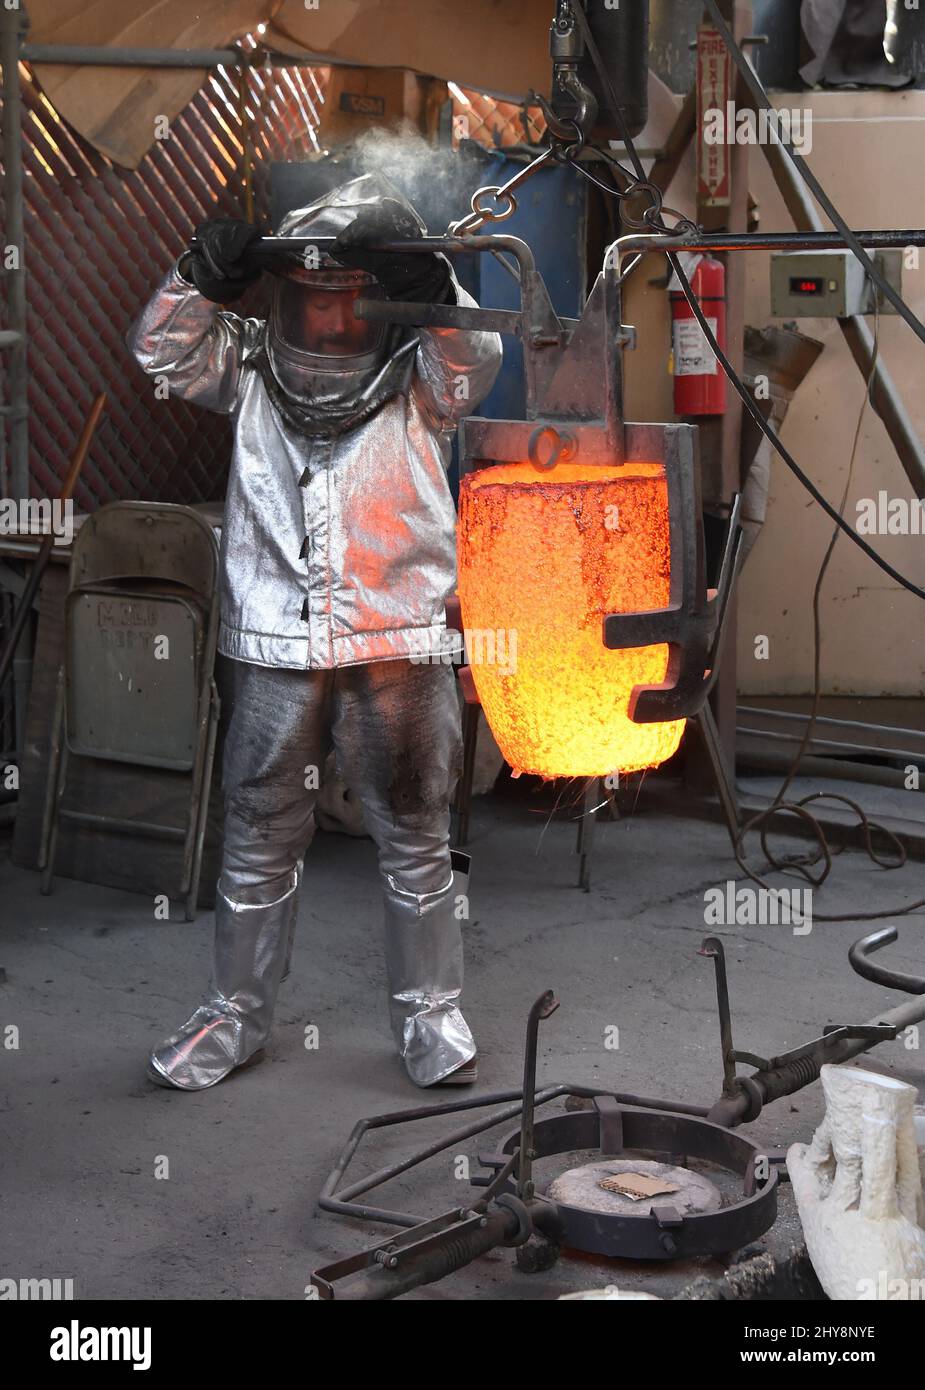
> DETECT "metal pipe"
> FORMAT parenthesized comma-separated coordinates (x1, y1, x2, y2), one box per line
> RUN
(739, 749, 921, 792)
(1, 5, 28, 504)
(22, 44, 247, 68)
(737, 705, 925, 743)
(610, 229, 925, 265)
(737, 725, 925, 764)
(248, 233, 540, 275)
(355, 300, 530, 336)
(709, 991, 925, 1127)
(518, 992, 559, 1199)
(244, 231, 558, 417)
(850, 927, 925, 996)
(20, 43, 324, 69)
(700, 939, 737, 1096)
(2, 4, 30, 757)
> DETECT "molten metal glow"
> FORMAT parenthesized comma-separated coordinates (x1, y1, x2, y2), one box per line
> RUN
(457, 461, 686, 778)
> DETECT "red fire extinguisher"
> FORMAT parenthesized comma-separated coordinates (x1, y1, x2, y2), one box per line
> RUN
(669, 254, 727, 416)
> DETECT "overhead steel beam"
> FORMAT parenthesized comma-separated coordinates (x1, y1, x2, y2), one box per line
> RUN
(20, 43, 322, 68)
(22, 44, 246, 67)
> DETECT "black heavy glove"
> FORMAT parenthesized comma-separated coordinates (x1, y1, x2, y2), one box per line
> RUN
(331, 198, 454, 304)
(180, 217, 265, 304)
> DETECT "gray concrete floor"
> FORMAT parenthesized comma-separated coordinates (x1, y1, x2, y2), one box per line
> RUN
(2, 775, 923, 1301)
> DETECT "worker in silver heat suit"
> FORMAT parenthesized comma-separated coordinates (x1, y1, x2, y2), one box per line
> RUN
(128, 174, 501, 1090)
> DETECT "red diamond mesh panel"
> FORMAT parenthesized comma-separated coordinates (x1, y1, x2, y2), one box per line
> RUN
(1, 63, 532, 510)
(3, 51, 328, 510)
(451, 88, 546, 150)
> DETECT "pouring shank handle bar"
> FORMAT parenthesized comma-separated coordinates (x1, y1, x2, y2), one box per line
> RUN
(849, 927, 925, 996)
(241, 234, 558, 418)
(210, 233, 538, 270)
(247, 230, 925, 266)
(608, 229, 925, 274)
(708, 990, 925, 1128)
(236, 229, 925, 269)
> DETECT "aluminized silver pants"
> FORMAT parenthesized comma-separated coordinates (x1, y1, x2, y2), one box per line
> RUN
(148, 657, 473, 1089)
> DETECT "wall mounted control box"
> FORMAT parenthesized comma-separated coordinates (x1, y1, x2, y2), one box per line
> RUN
(770, 249, 904, 318)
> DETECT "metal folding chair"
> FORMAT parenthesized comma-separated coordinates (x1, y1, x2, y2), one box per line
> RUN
(38, 503, 221, 920)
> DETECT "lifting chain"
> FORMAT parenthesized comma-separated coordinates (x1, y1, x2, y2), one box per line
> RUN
(447, 117, 698, 241)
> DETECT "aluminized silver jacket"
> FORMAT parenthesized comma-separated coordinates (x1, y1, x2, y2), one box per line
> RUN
(127, 267, 502, 669)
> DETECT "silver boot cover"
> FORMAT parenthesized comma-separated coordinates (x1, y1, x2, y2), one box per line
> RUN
(380, 848, 475, 1087)
(326, 660, 474, 1086)
(148, 869, 300, 1090)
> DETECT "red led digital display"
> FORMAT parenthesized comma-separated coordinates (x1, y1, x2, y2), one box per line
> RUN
(790, 277, 825, 296)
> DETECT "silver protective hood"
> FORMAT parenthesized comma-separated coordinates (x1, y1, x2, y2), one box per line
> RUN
(260, 174, 424, 435)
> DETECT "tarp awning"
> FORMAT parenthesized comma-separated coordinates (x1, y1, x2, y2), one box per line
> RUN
(26, 0, 554, 168)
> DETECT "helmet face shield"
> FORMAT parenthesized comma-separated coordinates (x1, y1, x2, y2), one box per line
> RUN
(271, 268, 386, 359)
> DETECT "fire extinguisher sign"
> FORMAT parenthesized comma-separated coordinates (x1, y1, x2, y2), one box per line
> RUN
(673, 317, 719, 377)
(697, 23, 732, 208)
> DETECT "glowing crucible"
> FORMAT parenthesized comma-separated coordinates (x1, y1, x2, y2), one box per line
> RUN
(457, 460, 686, 778)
